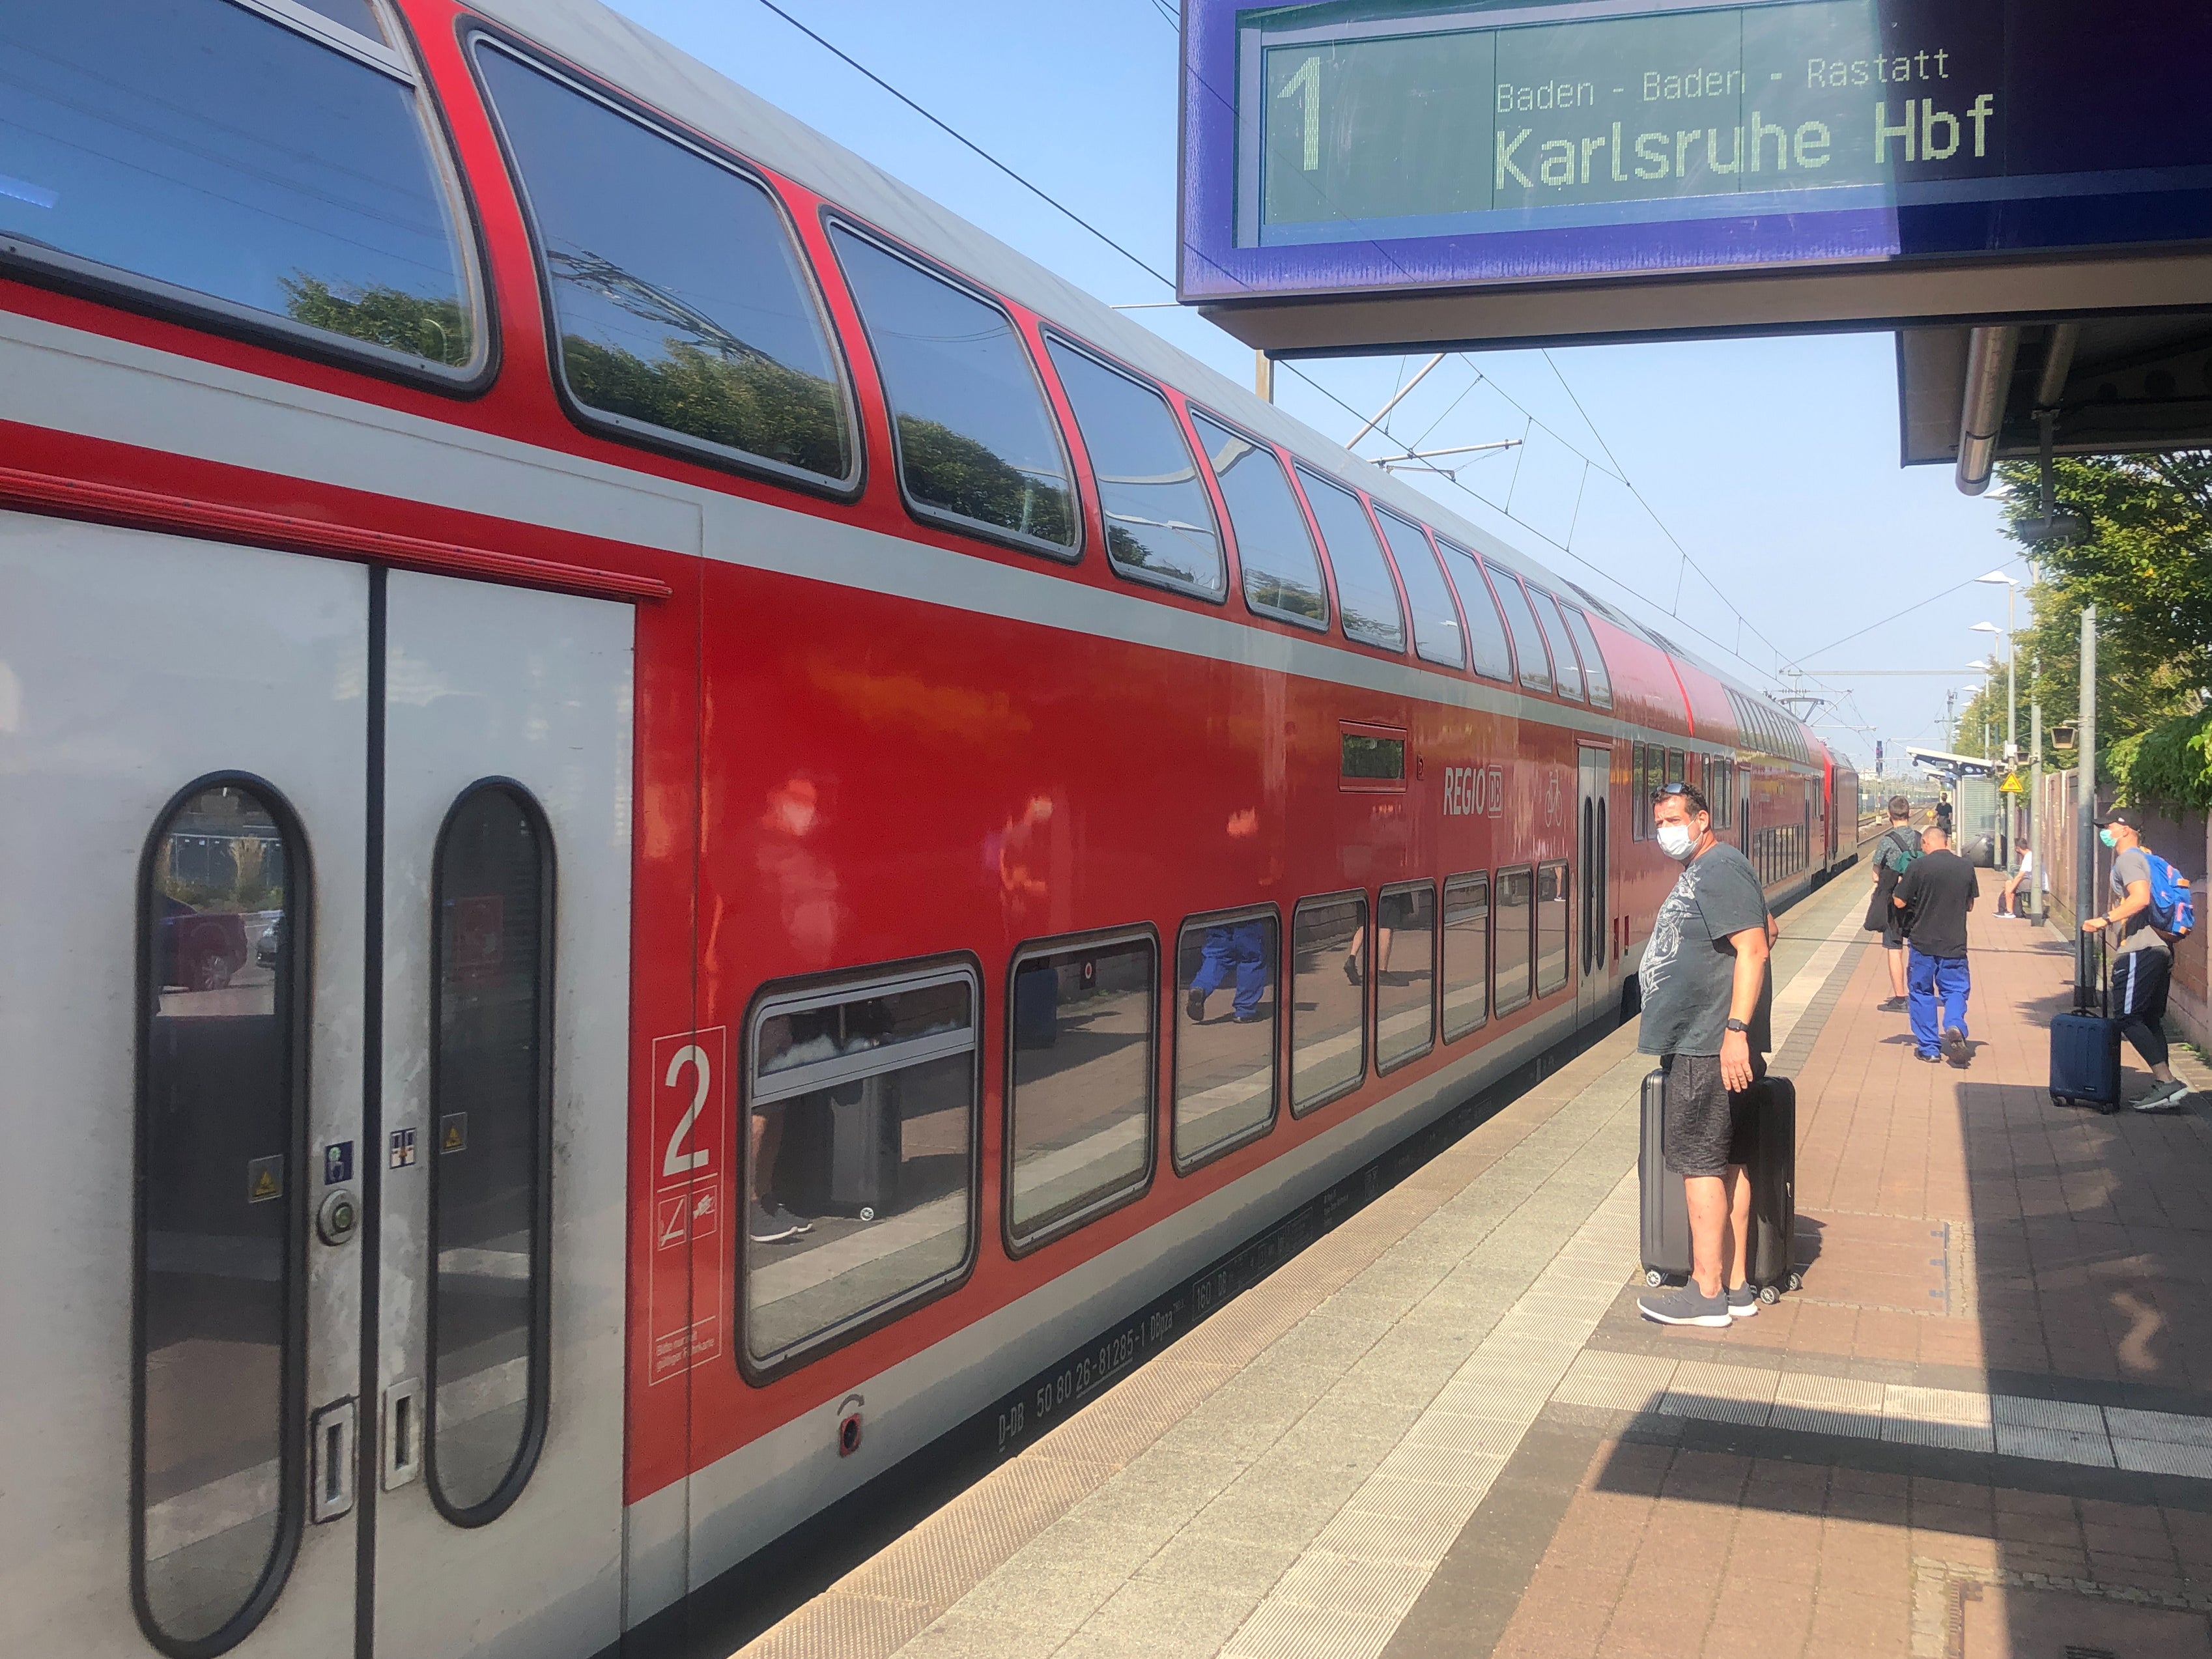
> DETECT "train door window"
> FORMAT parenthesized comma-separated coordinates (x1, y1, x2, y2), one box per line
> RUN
(1535, 859, 1570, 997)
(1434, 539, 1516, 682)
(1290, 892, 1368, 1114)
(1374, 512, 1465, 669)
(1529, 589, 1585, 702)
(475, 45, 855, 487)
(1006, 933, 1155, 1251)
(1494, 866, 1535, 1017)
(1374, 882, 1437, 1071)
(1560, 606, 1614, 709)
(5, 0, 483, 378)
(1630, 744, 1646, 840)
(746, 965, 978, 1372)
(1440, 873, 1490, 1041)
(1641, 745, 1665, 837)
(1666, 748, 1686, 785)
(427, 783, 552, 1521)
(1490, 573, 1554, 694)
(1172, 908, 1279, 1171)
(1191, 412, 1327, 628)
(136, 780, 307, 1649)
(830, 226, 1078, 556)
(1045, 339, 1224, 599)
(1294, 470, 1406, 652)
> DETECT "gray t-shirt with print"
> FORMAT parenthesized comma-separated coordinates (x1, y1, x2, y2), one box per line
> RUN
(1638, 842, 1773, 1058)
(2110, 845, 2172, 957)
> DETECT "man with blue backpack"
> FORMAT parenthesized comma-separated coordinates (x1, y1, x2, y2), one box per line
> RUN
(2082, 808, 2196, 1111)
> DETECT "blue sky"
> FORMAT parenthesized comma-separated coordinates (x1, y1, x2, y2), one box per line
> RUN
(606, 0, 2030, 772)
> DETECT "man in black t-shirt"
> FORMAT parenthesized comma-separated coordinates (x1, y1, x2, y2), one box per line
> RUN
(1893, 826, 1979, 1068)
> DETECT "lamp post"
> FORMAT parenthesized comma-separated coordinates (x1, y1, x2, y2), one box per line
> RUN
(1976, 571, 2022, 879)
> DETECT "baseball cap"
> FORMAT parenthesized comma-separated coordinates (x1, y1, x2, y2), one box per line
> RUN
(2095, 807, 2146, 832)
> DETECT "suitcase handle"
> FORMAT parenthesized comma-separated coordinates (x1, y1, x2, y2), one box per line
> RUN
(2075, 929, 2110, 1017)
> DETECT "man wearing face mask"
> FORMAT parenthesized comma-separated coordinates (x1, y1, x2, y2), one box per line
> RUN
(1636, 781, 1776, 1327)
(2083, 809, 2190, 1111)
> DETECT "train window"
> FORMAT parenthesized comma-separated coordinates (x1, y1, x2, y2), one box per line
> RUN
(1172, 908, 1280, 1172)
(1291, 892, 1368, 1114)
(1441, 873, 1490, 1042)
(746, 965, 978, 1370)
(1494, 866, 1535, 1017)
(1006, 933, 1155, 1251)
(427, 783, 552, 1522)
(1374, 882, 1437, 1072)
(1560, 606, 1613, 708)
(1489, 572, 1554, 694)
(1435, 538, 1516, 682)
(136, 780, 306, 1649)
(1191, 411, 1327, 628)
(830, 227, 1077, 556)
(1296, 470, 1406, 652)
(1045, 339, 1224, 599)
(1629, 744, 1647, 840)
(1529, 589, 1585, 702)
(1536, 859, 1570, 998)
(1374, 511, 1466, 669)
(4, 0, 482, 378)
(1667, 748, 1686, 785)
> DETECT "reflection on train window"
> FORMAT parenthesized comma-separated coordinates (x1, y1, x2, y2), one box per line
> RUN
(1374, 512, 1466, 670)
(1046, 339, 1224, 599)
(136, 781, 305, 1649)
(746, 967, 978, 1369)
(476, 45, 854, 484)
(1191, 411, 1327, 627)
(1494, 866, 1535, 1017)
(1296, 470, 1406, 652)
(1291, 892, 1368, 1114)
(428, 784, 552, 1522)
(1641, 744, 1666, 838)
(1629, 744, 1647, 840)
(2, 0, 481, 375)
(1436, 539, 1516, 682)
(1441, 873, 1490, 1042)
(1530, 589, 1585, 702)
(1006, 934, 1156, 1249)
(1536, 859, 1570, 998)
(1490, 573, 1553, 694)
(830, 227, 1077, 554)
(1667, 748, 1686, 786)
(1560, 606, 1613, 708)
(1374, 882, 1437, 1073)
(1173, 909, 1279, 1171)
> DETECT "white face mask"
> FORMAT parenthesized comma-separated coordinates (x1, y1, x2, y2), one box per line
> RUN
(1656, 822, 1697, 860)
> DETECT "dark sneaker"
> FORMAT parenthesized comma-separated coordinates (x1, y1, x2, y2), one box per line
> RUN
(1343, 956, 1362, 986)
(1914, 1050, 1943, 1064)
(771, 1204, 815, 1236)
(1879, 996, 1908, 1012)
(1231, 1011, 1262, 1024)
(1942, 1027, 1970, 1068)
(1727, 1283, 1760, 1319)
(749, 1203, 798, 1244)
(1638, 1282, 1731, 1327)
(1185, 987, 1208, 1023)
(2133, 1079, 2190, 1113)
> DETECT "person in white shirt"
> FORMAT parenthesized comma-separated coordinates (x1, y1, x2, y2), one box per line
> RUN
(1997, 839, 2034, 917)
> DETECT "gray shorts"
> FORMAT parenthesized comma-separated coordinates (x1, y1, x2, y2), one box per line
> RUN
(1662, 1053, 1763, 1178)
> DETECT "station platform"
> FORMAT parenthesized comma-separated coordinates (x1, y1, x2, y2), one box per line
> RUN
(739, 872, 2212, 1659)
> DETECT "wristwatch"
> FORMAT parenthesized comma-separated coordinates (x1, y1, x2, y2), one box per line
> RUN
(1724, 1018, 1750, 1034)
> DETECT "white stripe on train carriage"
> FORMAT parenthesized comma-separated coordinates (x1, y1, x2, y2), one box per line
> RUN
(0, 310, 1814, 761)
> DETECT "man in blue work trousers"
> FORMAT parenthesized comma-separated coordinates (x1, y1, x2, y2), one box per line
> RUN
(1186, 919, 1268, 1024)
(1893, 824, 1978, 1068)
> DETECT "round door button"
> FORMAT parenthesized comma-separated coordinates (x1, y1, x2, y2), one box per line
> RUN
(317, 1188, 359, 1246)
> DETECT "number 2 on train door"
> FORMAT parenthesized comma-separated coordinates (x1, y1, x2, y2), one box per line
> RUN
(648, 1027, 730, 1383)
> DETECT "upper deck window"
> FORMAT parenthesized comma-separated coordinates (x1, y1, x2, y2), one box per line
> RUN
(1191, 412, 1326, 629)
(1045, 339, 1223, 599)
(1, 0, 481, 378)
(1529, 588, 1586, 702)
(1559, 606, 1614, 708)
(830, 227, 1077, 556)
(475, 44, 853, 486)
(1434, 539, 1516, 683)
(1374, 511, 1465, 670)
(1295, 470, 1406, 653)
(1489, 569, 1555, 694)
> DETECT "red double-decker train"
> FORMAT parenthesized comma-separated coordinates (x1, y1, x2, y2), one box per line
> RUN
(0, 1, 1856, 1653)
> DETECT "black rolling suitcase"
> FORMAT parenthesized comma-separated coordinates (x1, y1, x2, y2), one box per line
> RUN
(2050, 935, 2125, 1113)
(1638, 1067, 1800, 1303)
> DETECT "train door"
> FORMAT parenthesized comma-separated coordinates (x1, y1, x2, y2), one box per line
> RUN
(1575, 745, 1612, 1024)
(0, 524, 631, 1659)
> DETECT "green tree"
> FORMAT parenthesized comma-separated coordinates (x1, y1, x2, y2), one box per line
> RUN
(281, 275, 472, 366)
(1992, 451, 2212, 808)
(561, 335, 849, 478)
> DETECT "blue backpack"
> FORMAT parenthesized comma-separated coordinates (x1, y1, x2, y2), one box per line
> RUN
(2144, 852, 2196, 940)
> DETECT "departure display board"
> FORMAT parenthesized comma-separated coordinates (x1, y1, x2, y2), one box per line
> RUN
(1178, 0, 2212, 345)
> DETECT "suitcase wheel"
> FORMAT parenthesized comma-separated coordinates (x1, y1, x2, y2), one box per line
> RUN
(1759, 1284, 1781, 1305)
(1644, 1269, 1665, 1288)
(1786, 1272, 1804, 1292)
(2052, 1093, 2070, 1108)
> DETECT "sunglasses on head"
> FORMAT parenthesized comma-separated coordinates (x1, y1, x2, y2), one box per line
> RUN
(1654, 782, 1694, 797)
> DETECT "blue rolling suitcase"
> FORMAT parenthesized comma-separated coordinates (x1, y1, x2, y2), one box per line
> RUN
(2050, 937, 2124, 1113)
(1638, 1068, 1800, 1302)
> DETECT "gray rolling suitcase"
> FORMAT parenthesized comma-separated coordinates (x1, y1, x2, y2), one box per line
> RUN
(826, 1073, 901, 1213)
(1638, 1067, 1800, 1302)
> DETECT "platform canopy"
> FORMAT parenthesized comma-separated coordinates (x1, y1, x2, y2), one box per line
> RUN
(1178, 0, 2212, 365)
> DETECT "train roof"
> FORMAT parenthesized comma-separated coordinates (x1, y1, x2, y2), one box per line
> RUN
(469, 0, 1826, 763)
